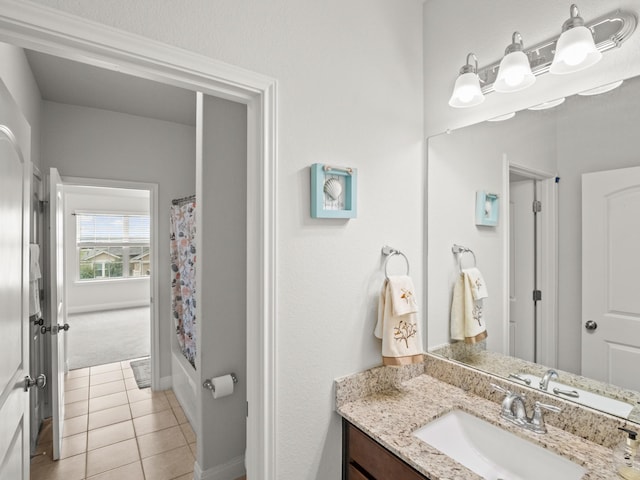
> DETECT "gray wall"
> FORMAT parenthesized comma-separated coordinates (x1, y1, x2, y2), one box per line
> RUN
(40, 101, 196, 381)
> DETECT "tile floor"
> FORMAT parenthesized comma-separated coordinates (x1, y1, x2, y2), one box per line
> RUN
(31, 359, 197, 480)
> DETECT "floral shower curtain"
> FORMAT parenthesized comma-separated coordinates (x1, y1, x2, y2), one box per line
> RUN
(170, 199, 197, 368)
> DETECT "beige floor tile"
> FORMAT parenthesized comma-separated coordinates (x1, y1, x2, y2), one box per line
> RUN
(89, 391, 129, 413)
(64, 387, 89, 404)
(189, 442, 197, 456)
(31, 452, 86, 480)
(86, 438, 140, 477)
(60, 432, 87, 459)
(164, 390, 181, 408)
(125, 376, 140, 391)
(133, 409, 178, 436)
(90, 369, 124, 386)
(180, 421, 196, 444)
(65, 400, 89, 419)
(141, 445, 194, 480)
(63, 415, 88, 437)
(137, 425, 187, 458)
(66, 367, 90, 379)
(129, 395, 171, 418)
(90, 380, 126, 398)
(175, 475, 196, 480)
(64, 376, 90, 391)
(173, 405, 188, 424)
(126, 387, 165, 403)
(86, 460, 144, 480)
(87, 420, 135, 451)
(88, 404, 132, 430)
(90, 362, 122, 375)
(122, 367, 134, 379)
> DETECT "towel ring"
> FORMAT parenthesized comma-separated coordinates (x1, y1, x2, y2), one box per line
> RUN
(456, 250, 477, 273)
(383, 250, 410, 279)
(452, 244, 477, 273)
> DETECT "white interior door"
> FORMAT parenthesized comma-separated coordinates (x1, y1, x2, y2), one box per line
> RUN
(509, 179, 536, 362)
(0, 96, 30, 477)
(582, 166, 640, 391)
(48, 167, 66, 460)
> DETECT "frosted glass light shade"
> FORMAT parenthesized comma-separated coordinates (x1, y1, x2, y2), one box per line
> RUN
(448, 72, 485, 108)
(494, 51, 536, 93)
(550, 25, 602, 74)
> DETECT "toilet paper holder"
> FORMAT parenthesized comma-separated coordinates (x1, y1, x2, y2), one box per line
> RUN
(203, 373, 238, 392)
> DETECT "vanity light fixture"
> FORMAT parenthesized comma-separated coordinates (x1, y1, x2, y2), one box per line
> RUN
(448, 53, 485, 108)
(550, 4, 602, 75)
(494, 32, 535, 93)
(448, 5, 636, 107)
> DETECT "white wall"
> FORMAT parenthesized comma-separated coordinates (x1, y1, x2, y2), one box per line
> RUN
(196, 94, 247, 474)
(427, 115, 556, 352)
(28, 1, 425, 477)
(0, 43, 41, 169)
(63, 186, 150, 314)
(40, 100, 196, 381)
(424, 0, 640, 137)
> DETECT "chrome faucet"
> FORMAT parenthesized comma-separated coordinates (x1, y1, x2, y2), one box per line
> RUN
(491, 383, 561, 434)
(539, 369, 558, 390)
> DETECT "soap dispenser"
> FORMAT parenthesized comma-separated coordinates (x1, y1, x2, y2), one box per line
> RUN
(615, 427, 640, 480)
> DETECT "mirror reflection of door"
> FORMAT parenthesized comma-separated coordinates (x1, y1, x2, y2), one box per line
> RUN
(582, 166, 640, 391)
(509, 175, 539, 363)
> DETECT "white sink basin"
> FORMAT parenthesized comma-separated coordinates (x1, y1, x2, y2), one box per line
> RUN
(413, 409, 587, 480)
(518, 374, 634, 418)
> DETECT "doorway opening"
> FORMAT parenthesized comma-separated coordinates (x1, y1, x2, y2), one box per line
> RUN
(63, 184, 152, 373)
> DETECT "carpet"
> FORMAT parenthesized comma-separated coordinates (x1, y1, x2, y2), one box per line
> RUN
(67, 307, 150, 369)
(130, 358, 151, 389)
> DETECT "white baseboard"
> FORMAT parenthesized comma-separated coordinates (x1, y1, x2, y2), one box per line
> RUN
(157, 375, 172, 391)
(193, 455, 245, 480)
(67, 300, 150, 314)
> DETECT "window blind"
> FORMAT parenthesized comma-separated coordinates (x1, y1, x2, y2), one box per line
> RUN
(76, 214, 150, 245)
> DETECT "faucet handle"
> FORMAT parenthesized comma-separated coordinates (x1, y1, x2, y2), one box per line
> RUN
(490, 383, 510, 395)
(529, 401, 562, 433)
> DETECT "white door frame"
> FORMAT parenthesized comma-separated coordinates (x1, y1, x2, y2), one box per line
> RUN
(503, 160, 558, 368)
(0, 2, 278, 479)
(63, 176, 160, 387)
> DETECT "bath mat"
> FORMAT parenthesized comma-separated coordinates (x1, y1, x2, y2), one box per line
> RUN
(130, 358, 151, 389)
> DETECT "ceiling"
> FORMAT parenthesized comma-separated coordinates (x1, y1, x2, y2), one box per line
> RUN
(26, 50, 197, 126)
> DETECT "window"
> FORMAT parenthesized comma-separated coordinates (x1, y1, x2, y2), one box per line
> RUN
(77, 213, 151, 281)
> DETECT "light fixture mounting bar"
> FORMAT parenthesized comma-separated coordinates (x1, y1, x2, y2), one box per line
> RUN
(477, 9, 637, 94)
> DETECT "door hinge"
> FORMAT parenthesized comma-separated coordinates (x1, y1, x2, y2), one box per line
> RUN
(39, 200, 48, 213)
(532, 200, 542, 213)
(533, 290, 542, 301)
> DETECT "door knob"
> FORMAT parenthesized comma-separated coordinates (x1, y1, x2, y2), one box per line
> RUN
(585, 320, 598, 331)
(24, 374, 47, 392)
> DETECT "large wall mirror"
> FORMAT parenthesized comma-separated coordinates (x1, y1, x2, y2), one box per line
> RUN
(426, 72, 640, 424)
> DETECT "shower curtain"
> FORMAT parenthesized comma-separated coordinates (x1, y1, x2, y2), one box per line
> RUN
(170, 199, 197, 368)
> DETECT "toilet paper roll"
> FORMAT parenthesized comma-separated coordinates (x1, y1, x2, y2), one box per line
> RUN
(210, 374, 235, 399)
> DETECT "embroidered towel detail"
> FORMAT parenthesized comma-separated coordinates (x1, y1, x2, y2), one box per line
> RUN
(464, 267, 488, 300)
(387, 275, 418, 316)
(375, 278, 423, 366)
(450, 269, 488, 344)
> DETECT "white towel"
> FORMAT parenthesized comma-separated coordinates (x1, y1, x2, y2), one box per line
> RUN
(29, 244, 42, 281)
(450, 268, 488, 344)
(375, 276, 423, 366)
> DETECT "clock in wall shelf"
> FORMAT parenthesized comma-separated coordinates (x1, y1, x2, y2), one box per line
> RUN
(310, 163, 357, 219)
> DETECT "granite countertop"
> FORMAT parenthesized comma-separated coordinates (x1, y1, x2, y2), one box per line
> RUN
(337, 373, 618, 480)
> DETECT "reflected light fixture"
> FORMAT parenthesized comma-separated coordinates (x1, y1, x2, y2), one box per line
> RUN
(550, 4, 602, 74)
(494, 32, 535, 93)
(487, 112, 516, 122)
(448, 53, 485, 108)
(527, 97, 566, 111)
(578, 80, 624, 96)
